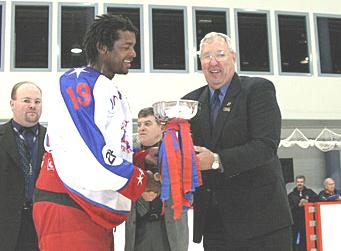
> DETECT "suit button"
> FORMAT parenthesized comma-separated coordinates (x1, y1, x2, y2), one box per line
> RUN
(206, 188, 211, 192)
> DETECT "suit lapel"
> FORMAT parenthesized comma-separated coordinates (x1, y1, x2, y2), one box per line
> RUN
(2, 122, 21, 167)
(212, 74, 241, 146)
(37, 125, 46, 171)
(2, 122, 46, 172)
(197, 87, 213, 146)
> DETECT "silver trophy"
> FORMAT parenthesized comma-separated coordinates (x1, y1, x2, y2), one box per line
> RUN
(152, 100, 201, 220)
(152, 100, 199, 122)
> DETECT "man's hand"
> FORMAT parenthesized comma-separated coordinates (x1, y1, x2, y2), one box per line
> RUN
(141, 191, 158, 202)
(299, 198, 308, 207)
(145, 170, 160, 194)
(194, 146, 214, 171)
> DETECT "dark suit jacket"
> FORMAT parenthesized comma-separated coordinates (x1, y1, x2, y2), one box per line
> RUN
(0, 120, 46, 250)
(288, 187, 317, 232)
(183, 73, 292, 243)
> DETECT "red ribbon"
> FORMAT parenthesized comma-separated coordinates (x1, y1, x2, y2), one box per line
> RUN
(160, 118, 202, 220)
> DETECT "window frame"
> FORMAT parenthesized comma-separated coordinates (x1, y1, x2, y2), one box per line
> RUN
(104, 3, 144, 73)
(235, 9, 273, 75)
(58, 2, 97, 72)
(314, 13, 341, 77)
(11, 1, 52, 72)
(192, 6, 230, 72)
(275, 11, 313, 76)
(0, 1, 5, 72)
(149, 5, 189, 73)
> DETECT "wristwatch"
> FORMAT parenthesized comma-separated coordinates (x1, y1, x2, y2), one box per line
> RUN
(211, 153, 220, 170)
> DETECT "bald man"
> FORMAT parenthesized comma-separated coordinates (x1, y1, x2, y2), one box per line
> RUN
(318, 178, 341, 201)
(0, 81, 46, 250)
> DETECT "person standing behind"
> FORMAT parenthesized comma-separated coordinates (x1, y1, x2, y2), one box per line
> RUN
(318, 177, 341, 201)
(288, 175, 318, 251)
(182, 32, 292, 251)
(125, 107, 189, 251)
(33, 14, 159, 251)
(0, 81, 46, 251)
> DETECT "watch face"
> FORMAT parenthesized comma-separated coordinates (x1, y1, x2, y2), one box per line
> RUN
(212, 161, 219, 169)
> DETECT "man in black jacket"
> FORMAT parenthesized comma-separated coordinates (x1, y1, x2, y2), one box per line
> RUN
(183, 32, 292, 251)
(288, 175, 318, 251)
(0, 81, 46, 250)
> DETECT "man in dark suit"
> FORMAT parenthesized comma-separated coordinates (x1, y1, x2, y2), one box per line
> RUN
(288, 175, 318, 251)
(0, 81, 46, 250)
(183, 32, 293, 251)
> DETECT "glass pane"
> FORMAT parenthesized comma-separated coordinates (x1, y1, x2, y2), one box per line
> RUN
(152, 9, 185, 70)
(237, 12, 270, 72)
(0, 5, 2, 69)
(317, 17, 341, 74)
(107, 7, 141, 70)
(195, 10, 227, 70)
(278, 14, 310, 73)
(15, 5, 49, 68)
(61, 6, 94, 69)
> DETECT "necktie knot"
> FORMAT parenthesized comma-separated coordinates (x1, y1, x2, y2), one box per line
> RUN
(211, 89, 221, 105)
(23, 126, 33, 138)
(22, 127, 32, 135)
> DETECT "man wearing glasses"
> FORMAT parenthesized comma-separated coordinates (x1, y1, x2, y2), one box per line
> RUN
(183, 32, 292, 251)
(0, 81, 46, 250)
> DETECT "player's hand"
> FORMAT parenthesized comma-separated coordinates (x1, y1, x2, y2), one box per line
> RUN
(145, 171, 160, 194)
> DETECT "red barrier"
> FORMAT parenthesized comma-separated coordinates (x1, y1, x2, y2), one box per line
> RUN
(304, 202, 317, 251)
(304, 201, 341, 251)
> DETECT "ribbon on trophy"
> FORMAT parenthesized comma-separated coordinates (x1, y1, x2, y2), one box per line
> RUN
(158, 118, 202, 220)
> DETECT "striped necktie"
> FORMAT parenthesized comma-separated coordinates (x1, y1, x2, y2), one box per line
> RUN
(14, 127, 33, 177)
(210, 89, 221, 126)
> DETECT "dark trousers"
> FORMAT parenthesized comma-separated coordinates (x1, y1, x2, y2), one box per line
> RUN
(292, 224, 307, 251)
(15, 208, 39, 251)
(203, 204, 292, 251)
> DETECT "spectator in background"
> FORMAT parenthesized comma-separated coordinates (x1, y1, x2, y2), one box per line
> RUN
(125, 107, 189, 251)
(0, 81, 46, 250)
(318, 177, 341, 201)
(288, 175, 318, 251)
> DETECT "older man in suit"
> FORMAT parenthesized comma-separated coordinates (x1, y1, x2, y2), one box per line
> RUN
(183, 32, 292, 251)
(0, 81, 46, 250)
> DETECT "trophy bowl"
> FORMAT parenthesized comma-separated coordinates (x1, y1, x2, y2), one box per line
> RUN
(152, 100, 199, 122)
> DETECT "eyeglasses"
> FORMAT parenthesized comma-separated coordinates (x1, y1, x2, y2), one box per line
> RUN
(17, 98, 42, 105)
(200, 50, 228, 63)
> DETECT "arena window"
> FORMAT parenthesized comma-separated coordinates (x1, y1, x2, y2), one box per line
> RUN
(106, 4, 143, 71)
(0, 3, 3, 71)
(276, 12, 312, 74)
(12, 3, 51, 70)
(236, 10, 272, 73)
(316, 15, 341, 75)
(59, 4, 96, 70)
(193, 8, 229, 71)
(150, 6, 188, 72)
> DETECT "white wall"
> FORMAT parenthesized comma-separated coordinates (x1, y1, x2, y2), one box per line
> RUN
(280, 146, 326, 193)
(0, 0, 341, 122)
